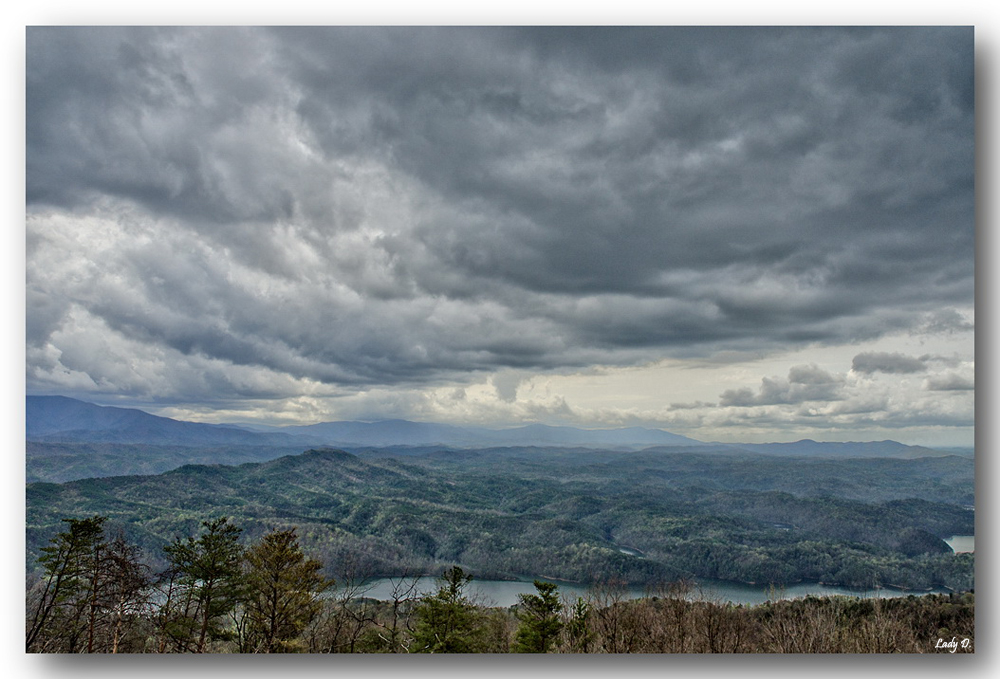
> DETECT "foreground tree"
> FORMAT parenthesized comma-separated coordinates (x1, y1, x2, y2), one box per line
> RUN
(364, 573, 422, 653)
(28, 512, 974, 654)
(98, 533, 153, 653)
(304, 554, 381, 653)
(239, 528, 332, 652)
(511, 580, 563, 653)
(411, 566, 483, 653)
(158, 517, 244, 652)
(562, 597, 595, 652)
(26, 516, 107, 652)
(26, 516, 151, 653)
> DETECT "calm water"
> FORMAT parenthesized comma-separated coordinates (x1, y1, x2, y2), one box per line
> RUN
(944, 535, 975, 553)
(355, 576, 944, 609)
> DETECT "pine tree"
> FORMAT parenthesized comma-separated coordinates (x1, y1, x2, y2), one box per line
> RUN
(26, 516, 151, 653)
(411, 566, 483, 653)
(160, 517, 244, 652)
(564, 597, 594, 652)
(512, 580, 564, 653)
(241, 528, 332, 652)
(26, 516, 107, 652)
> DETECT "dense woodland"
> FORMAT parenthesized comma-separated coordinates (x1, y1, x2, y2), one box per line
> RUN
(27, 447, 974, 592)
(26, 515, 974, 653)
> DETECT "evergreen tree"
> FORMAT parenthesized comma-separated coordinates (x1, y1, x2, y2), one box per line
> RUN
(564, 597, 595, 652)
(26, 516, 151, 653)
(411, 566, 483, 653)
(160, 517, 244, 652)
(27, 516, 107, 652)
(241, 527, 332, 652)
(512, 580, 563, 653)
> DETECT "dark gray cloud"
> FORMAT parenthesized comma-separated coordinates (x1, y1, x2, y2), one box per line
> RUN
(852, 351, 927, 375)
(916, 309, 976, 335)
(26, 27, 975, 408)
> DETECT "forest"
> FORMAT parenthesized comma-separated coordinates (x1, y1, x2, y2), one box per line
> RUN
(25, 514, 974, 654)
(27, 446, 974, 594)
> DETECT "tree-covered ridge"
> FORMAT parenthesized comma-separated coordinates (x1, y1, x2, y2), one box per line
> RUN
(26, 441, 309, 484)
(396, 446, 974, 505)
(27, 447, 974, 591)
(25, 515, 974, 653)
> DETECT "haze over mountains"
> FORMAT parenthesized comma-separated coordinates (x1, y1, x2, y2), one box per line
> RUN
(26, 395, 304, 447)
(28, 394, 965, 455)
(238, 418, 706, 449)
(27, 395, 962, 459)
(27, 395, 706, 450)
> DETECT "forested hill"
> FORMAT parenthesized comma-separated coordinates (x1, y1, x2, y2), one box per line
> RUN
(26, 446, 974, 591)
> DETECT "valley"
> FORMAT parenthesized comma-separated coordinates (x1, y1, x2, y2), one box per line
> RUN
(24, 395, 976, 653)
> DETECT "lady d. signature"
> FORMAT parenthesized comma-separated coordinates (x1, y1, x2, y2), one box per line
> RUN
(935, 637, 972, 653)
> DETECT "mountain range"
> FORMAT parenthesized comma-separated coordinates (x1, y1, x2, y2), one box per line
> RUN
(26, 395, 303, 447)
(25, 395, 962, 484)
(26, 395, 704, 449)
(239, 418, 706, 449)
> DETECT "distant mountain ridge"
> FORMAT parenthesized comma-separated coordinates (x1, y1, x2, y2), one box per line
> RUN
(266, 418, 705, 449)
(26, 395, 704, 449)
(720, 439, 949, 459)
(26, 395, 304, 447)
(26, 395, 957, 459)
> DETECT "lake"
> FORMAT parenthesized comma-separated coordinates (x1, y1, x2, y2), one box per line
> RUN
(355, 575, 945, 609)
(944, 535, 974, 553)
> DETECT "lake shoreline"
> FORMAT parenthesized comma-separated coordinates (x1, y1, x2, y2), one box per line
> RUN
(354, 573, 955, 608)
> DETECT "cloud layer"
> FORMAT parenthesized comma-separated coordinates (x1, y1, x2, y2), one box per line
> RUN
(26, 27, 975, 440)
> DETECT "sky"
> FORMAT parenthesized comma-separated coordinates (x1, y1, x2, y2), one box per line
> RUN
(23, 25, 976, 446)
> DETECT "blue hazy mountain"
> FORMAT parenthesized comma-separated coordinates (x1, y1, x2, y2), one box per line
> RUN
(26, 395, 309, 447)
(714, 439, 952, 459)
(26, 396, 704, 449)
(26, 395, 956, 458)
(241, 418, 706, 449)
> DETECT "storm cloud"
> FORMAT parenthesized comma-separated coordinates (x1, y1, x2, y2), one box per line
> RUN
(25, 27, 975, 441)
